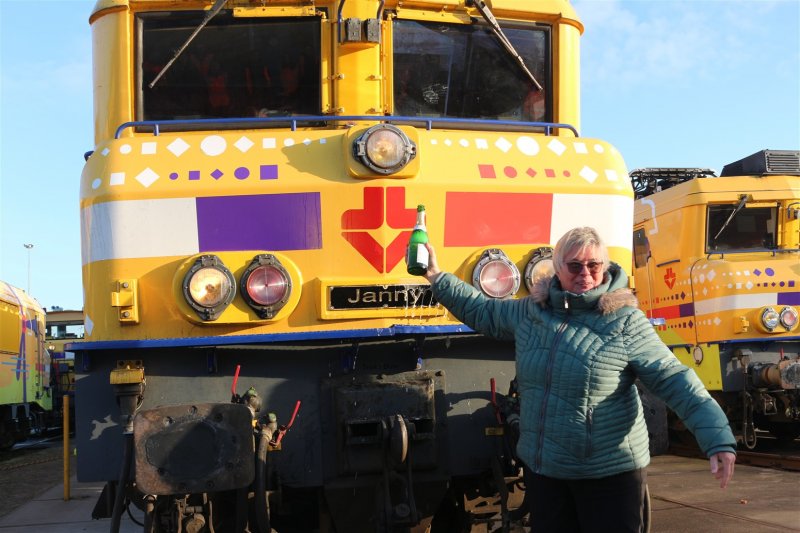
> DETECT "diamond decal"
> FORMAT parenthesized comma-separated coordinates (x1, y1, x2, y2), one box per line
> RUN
(495, 137, 512, 153)
(713, 317, 721, 326)
(707, 270, 716, 281)
(579, 166, 598, 183)
(168, 138, 190, 157)
(211, 169, 224, 180)
(753, 269, 762, 276)
(135, 168, 160, 188)
(101, 147, 110, 156)
(547, 138, 566, 156)
(235, 136, 254, 152)
(746, 281, 753, 290)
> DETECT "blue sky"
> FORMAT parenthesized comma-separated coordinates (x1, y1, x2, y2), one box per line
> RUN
(1, 0, 798, 311)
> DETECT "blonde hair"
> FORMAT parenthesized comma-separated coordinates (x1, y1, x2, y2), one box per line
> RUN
(552, 227, 610, 272)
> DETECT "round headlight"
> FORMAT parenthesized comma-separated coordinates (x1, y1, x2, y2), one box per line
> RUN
(471, 249, 520, 299)
(354, 124, 416, 174)
(780, 306, 798, 330)
(241, 254, 292, 319)
(523, 247, 554, 293)
(692, 346, 704, 365)
(760, 307, 780, 331)
(182, 256, 236, 321)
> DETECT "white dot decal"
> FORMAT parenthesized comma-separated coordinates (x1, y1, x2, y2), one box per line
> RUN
(119, 144, 132, 154)
(201, 135, 227, 156)
(517, 136, 539, 156)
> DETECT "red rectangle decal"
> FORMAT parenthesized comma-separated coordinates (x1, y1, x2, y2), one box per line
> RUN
(444, 192, 553, 246)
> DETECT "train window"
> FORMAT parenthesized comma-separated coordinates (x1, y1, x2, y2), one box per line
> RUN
(706, 205, 778, 252)
(633, 229, 651, 268)
(393, 19, 550, 122)
(137, 12, 321, 122)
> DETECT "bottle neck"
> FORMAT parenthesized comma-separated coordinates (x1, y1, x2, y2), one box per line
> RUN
(414, 211, 426, 231)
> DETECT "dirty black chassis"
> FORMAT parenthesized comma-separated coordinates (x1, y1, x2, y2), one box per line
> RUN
(75, 335, 516, 531)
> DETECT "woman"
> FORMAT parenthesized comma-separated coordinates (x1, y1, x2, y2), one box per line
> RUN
(418, 227, 736, 532)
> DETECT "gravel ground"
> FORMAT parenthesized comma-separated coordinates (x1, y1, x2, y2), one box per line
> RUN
(0, 437, 74, 518)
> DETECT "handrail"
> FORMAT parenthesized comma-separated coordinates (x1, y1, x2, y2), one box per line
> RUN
(114, 115, 579, 139)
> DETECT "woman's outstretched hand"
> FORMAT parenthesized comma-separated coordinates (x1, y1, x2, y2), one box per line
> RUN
(709, 451, 735, 489)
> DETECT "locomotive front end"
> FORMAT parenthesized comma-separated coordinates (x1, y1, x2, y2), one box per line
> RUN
(74, 1, 635, 531)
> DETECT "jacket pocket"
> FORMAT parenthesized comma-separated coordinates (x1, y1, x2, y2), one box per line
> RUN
(565, 407, 594, 460)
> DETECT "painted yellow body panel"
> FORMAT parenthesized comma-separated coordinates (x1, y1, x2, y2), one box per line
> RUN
(81, 128, 631, 341)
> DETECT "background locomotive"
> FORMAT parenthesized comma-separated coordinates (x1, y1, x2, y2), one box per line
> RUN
(0, 281, 52, 449)
(631, 149, 800, 450)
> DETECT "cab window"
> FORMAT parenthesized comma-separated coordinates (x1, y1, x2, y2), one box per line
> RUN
(393, 19, 550, 122)
(138, 12, 321, 121)
(706, 205, 777, 251)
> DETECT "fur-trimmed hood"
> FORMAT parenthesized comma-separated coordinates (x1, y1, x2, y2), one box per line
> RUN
(530, 262, 638, 315)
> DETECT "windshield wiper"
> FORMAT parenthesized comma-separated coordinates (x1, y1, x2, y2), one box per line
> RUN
(713, 194, 749, 241)
(148, 0, 228, 89)
(471, 0, 543, 91)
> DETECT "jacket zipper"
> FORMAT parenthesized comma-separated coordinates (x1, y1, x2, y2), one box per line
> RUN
(534, 296, 570, 471)
(585, 406, 594, 457)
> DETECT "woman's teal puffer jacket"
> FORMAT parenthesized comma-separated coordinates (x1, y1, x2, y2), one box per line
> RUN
(430, 263, 736, 479)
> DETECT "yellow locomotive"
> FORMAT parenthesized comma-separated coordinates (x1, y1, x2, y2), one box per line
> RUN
(72, 1, 634, 531)
(0, 281, 52, 449)
(631, 150, 800, 449)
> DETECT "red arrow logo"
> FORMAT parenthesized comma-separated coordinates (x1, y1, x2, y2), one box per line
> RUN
(342, 187, 417, 273)
(664, 267, 676, 289)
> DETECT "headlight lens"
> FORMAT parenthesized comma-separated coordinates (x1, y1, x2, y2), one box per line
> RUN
(241, 254, 292, 319)
(471, 249, 520, 299)
(523, 247, 554, 293)
(780, 306, 798, 330)
(354, 124, 416, 174)
(182, 256, 236, 320)
(760, 307, 780, 331)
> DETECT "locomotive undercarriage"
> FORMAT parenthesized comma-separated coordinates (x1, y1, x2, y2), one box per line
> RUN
(78, 336, 530, 532)
(670, 344, 800, 449)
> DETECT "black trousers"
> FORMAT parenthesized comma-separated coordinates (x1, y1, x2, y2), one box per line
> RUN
(524, 466, 647, 533)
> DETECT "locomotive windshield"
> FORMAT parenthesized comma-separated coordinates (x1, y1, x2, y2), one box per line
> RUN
(138, 12, 321, 120)
(706, 205, 778, 251)
(393, 19, 550, 121)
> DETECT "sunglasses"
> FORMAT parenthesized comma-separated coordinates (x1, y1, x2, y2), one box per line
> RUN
(565, 261, 604, 274)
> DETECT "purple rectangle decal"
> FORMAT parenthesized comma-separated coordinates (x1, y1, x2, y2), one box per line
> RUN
(777, 292, 800, 305)
(197, 193, 321, 251)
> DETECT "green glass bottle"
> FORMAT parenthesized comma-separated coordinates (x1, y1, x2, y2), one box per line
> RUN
(406, 204, 429, 275)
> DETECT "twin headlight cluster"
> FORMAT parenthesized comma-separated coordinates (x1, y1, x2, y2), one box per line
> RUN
(471, 247, 554, 299)
(758, 306, 799, 332)
(182, 254, 291, 321)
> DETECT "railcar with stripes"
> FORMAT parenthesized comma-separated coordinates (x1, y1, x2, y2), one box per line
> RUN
(0, 281, 52, 449)
(72, 1, 634, 531)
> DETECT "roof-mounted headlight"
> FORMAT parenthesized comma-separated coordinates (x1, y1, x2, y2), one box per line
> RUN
(471, 249, 520, 299)
(523, 247, 554, 294)
(182, 255, 236, 321)
(354, 124, 416, 174)
(240, 254, 292, 319)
